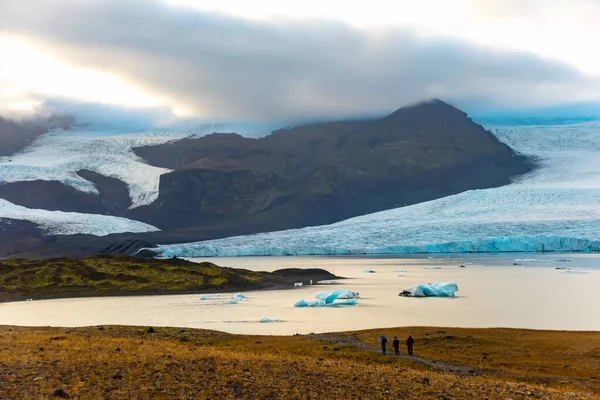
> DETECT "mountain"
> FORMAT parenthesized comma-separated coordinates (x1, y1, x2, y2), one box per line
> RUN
(130, 99, 531, 232)
(0, 99, 533, 258)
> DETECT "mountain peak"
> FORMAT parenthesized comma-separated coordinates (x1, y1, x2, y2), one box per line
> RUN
(384, 99, 467, 121)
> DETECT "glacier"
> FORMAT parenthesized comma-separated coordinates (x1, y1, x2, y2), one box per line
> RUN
(399, 282, 459, 297)
(153, 121, 600, 256)
(0, 130, 188, 208)
(0, 199, 159, 236)
(0, 122, 279, 209)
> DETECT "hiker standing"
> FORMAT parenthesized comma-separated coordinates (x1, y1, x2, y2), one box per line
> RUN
(406, 335, 414, 355)
(380, 334, 388, 355)
(392, 336, 400, 356)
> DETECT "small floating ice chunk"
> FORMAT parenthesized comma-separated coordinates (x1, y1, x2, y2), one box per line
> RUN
(200, 296, 209, 300)
(424, 267, 442, 270)
(399, 281, 459, 297)
(232, 293, 248, 301)
(563, 270, 588, 274)
(224, 299, 239, 304)
(317, 280, 333, 284)
(259, 317, 280, 323)
(362, 269, 376, 273)
(515, 258, 539, 262)
(555, 267, 571, 270)
(394, 269, 408, 272)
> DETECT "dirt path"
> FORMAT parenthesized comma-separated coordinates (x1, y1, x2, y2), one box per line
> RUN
(312, 333, 480, 376)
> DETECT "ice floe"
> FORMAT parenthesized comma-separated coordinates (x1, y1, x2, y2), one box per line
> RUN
(295, 288, 360, 307)
(399, 282, 459, 297)
(259, 317, 280, 323)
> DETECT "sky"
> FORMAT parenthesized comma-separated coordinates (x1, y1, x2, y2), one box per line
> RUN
(1, 0, 599, 124)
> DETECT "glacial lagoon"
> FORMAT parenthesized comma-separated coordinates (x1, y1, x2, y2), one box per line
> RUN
(1, 254, 599, 335)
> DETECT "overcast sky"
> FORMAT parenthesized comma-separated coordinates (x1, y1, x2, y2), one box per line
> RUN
(1, 0, 599, 122)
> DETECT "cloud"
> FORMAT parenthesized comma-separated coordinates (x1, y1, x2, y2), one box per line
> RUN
(1, 0, 599, 121)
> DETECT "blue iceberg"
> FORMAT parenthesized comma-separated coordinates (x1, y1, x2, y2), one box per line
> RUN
(295, 288, 360, 307)
(259, 317, 280, 323)
(399, 281, 459, 297)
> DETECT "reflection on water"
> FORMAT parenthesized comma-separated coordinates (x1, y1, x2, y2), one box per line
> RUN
(1, 254, 599, 335)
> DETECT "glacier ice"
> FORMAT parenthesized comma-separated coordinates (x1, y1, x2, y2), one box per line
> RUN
(259, 317, 280, 323)
(153, 121, 600, 257)
(0, 130, 188, 208)
(295, 288, 360, 307)
(0, 122, 280, 210)
(399, 282, 459, 297)
(0, 199, 159, 236)
(315, 289, 360, 301)
(232, 293, 248, 301)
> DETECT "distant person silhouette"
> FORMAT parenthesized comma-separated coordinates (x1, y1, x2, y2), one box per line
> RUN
(406, 335, 415, 355)
(380, 334, 388, 355)
(392, 336, 400, 356)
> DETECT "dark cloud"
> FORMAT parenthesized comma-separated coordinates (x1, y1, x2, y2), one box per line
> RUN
(1, 0, 598, 120)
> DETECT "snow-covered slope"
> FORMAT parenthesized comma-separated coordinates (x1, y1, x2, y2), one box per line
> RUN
(0, 130, 187, 208)
(154, 121, 600, 256)
(0, 199, 158, 236)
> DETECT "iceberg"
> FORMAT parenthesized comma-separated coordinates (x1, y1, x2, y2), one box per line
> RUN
(399, 281, 459, 297)
(295, 288, 360, 307)
(150, 122, 600, 257)
(315, 289, 359, 301)
(232, 293, 248, 301)
(259, 317, 280, 323)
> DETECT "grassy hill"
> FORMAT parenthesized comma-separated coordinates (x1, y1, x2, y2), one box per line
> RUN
(0, 255, 288, 301)
(1, 325, 598, 399)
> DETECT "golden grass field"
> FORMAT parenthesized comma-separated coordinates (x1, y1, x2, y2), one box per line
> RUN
(1, 325, 599, 399)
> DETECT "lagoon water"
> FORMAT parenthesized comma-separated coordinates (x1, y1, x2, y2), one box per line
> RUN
(1, 254, 599, 335)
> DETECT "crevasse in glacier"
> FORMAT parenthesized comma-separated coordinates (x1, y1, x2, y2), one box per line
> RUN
(152, 121, 600, 256)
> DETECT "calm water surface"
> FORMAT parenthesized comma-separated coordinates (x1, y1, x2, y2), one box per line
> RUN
(1, 254, 599, 334)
